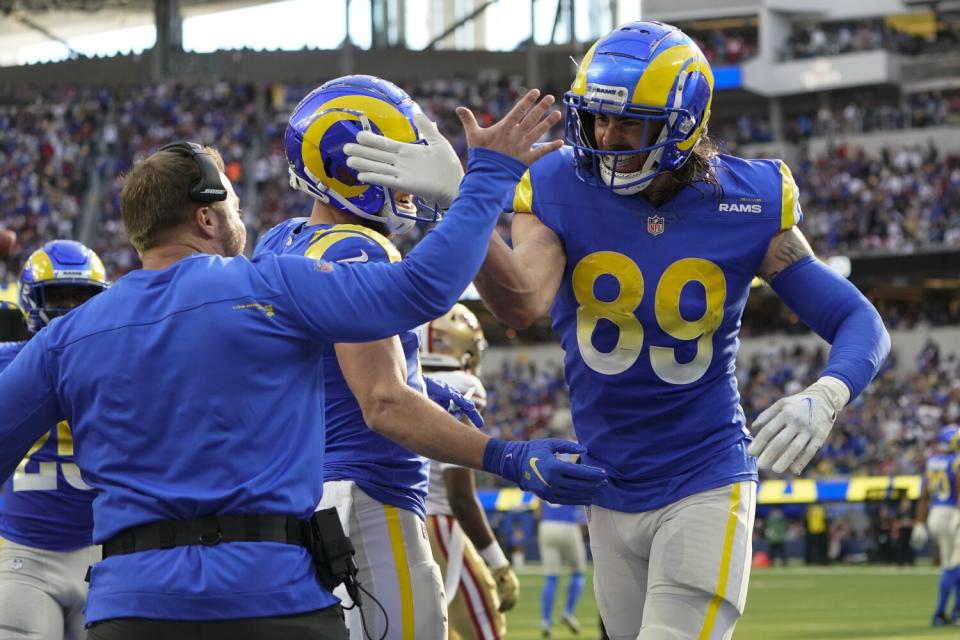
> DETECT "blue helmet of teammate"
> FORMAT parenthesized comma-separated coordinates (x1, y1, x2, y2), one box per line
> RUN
(564, 21, 714, 195)
(285, 75, 440, 235)
(19, 240, 108, 334)
(0, 281, 19, 312)
(940, 425, 960, 452)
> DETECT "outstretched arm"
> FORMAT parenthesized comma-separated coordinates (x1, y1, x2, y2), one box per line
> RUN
(473, 213, 566, 329)
(279, 90, 563, 344)
(749, 228, 890, 474)
(337, 338, 491, 469)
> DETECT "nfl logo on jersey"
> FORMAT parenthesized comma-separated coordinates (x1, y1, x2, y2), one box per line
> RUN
(647, 215, 665, 236)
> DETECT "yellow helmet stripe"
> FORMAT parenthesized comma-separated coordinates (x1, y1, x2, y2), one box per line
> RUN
(633, 44, 713, 108)
(570, 42, 600, 96)
(302, 95, 417, 199)
(89, 252, 108, 284)
(26, 250, 55, 282)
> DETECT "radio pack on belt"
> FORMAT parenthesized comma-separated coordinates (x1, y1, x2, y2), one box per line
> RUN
(98, 510, 360, 601)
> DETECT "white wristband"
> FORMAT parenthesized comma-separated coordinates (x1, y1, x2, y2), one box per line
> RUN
(478, 541, 509, 569)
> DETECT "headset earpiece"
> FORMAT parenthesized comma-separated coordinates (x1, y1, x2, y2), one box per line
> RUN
(159, 141, 228, 203)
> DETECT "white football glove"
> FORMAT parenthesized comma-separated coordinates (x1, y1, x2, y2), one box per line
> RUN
(910, 522, 929, 550)
(343, 113, 464, 209)
(747, 376, 850, 475)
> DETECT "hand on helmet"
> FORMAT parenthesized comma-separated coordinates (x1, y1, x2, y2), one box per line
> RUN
(344, 113, 463, 209)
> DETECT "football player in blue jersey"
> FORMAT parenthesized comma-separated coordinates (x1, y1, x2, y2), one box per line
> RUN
(0, 240, 108, 640)
(536, 500, 588, 638)
(254, 75, 464, 639)
(0, 93, 607, 639)
(344, 21, 890, 639)
(911, 425, 960, 626)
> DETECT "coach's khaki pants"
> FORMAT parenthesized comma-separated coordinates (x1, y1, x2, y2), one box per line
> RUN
(589, 481, 756, 640)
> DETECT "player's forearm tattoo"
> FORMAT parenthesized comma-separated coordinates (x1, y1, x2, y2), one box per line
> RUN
(766, 231, 811, 281)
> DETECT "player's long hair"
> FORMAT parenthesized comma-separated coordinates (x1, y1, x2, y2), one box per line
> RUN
(641, 133, 721, 205)
(673, 134, 720, 188)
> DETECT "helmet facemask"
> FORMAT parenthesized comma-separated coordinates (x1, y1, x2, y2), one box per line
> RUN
(564, 84, 700, 196)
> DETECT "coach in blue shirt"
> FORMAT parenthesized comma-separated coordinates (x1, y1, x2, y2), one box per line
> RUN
(0, 92, 606, 640)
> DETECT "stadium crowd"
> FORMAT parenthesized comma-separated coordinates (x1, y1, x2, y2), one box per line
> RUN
(717, 91, 958, 144)
(3, 79, 960, 279)
(0, 85, 105, 281)
(782, 18, 960, 60)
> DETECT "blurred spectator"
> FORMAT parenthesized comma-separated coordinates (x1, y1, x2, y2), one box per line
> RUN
(806, 504, 830, 565)
(794, 143, 960, 256)
(894, 497, 916, 567)
(765, 508, 788, 567)
(781, 18, 959, 61)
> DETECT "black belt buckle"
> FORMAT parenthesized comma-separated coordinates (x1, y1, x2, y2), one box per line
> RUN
(199, 530, 222, 545)
(198, 516, 223, 546)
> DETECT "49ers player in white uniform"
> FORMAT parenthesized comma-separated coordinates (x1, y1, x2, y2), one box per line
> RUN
(422, 304, 520, 640)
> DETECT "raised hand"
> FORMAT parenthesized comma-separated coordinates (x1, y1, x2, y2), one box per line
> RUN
(455, 89, 563, 166)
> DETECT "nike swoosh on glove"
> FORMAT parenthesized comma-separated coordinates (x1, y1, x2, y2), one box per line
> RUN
(748, 376, 850, 475)
(343, 113, 464, 209)
(483, 438, 607, 505)
(424, 376, 483, 428)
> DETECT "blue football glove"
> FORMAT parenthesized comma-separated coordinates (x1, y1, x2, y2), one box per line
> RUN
(425, 376, 484, 428)
(482, 438, 607, 505)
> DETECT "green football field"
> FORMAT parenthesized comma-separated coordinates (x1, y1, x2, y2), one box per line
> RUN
(504, 565, 958, 639)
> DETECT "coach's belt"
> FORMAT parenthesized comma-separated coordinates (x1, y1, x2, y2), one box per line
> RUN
(101, 514, 311, 559)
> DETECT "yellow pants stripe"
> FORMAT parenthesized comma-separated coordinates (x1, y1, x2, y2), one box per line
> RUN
(385, 505, 416, 639)
(697, 483, 742, 640)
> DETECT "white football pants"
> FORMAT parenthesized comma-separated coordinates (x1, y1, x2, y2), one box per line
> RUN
(589, 481, 756, 640)
(0, 537, 100, 640)
(318, 481, 446, 640)
(538, 521, 586, 576)
(928, 505, 960, 568)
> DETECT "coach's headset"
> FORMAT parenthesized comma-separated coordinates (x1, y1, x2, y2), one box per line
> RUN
(159, 141, 228, 202)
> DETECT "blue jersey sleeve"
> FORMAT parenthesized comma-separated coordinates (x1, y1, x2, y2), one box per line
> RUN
(773, 160, 803, 232)
(0, 334, 63, 485)
(268, 148, 525, 344)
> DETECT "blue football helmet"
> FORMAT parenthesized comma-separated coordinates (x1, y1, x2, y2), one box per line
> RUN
(564, 21, 714, 194)
(285, 75, 440, 235)
(19, 240, 108, 334)
(0, 281, 19, 311)
(939, 425, 960, 452)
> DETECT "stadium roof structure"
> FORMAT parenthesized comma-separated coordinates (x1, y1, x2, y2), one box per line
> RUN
(0, 0, 283, 65)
